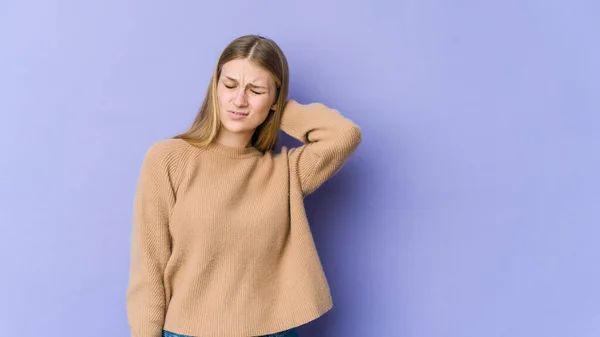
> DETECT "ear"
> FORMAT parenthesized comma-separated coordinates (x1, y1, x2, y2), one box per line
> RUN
(271, 87, 280, 111)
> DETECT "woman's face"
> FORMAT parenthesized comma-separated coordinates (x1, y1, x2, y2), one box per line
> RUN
(216, 58, 277, 139)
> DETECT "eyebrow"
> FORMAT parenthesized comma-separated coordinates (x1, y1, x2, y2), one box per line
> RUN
(223, 76, 268, 89)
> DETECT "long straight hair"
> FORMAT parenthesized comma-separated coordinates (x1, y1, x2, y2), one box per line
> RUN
(173, 35, 289, 152)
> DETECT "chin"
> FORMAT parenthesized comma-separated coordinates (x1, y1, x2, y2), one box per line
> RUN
(221, 122, 252, 134)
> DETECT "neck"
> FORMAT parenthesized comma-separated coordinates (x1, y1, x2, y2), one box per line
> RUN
(215, 129, 254, 149)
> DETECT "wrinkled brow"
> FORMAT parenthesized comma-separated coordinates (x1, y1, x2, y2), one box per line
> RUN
(223, 76, 268, 89)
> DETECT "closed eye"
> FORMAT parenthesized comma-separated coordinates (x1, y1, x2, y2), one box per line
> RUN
(224, 82, 265, 95)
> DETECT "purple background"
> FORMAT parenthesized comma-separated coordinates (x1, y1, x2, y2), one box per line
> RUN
(1, 1, 599, 336)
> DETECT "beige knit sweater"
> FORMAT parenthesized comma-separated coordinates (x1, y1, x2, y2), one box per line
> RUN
(126, 100, 362, 337)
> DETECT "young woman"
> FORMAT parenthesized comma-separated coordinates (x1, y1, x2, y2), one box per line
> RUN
(126, 34, 362, 337)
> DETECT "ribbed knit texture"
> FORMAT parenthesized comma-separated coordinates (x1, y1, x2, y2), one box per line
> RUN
(126, 100, 362, 337)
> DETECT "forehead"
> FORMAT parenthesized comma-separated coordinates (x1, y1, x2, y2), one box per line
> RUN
(221, 58, 273, 84)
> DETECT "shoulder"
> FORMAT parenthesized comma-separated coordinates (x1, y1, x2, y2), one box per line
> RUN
(141, 138, 194, 173)
(146, 138, 189, 154)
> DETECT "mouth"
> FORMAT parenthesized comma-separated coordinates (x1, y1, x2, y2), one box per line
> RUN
(228, 110, 249, 117)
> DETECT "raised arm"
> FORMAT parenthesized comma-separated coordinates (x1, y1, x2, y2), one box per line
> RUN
(126, 142, 179, 337)
(281, 100, 362, 196)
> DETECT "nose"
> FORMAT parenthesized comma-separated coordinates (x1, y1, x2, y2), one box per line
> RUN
(233, 88, 248, 107)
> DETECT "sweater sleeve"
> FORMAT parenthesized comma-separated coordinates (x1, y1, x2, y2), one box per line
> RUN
(280, 100, 362, 196)
(126, 142, 179, 337)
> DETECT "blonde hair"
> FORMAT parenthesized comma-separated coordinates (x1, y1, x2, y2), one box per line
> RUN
(173, 35, 289, 152)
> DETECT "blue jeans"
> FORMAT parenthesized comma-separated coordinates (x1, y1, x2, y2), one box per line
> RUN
(163, 327, 299, 337)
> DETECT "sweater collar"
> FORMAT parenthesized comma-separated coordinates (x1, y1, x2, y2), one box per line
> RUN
(203, 140, 262, 158)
